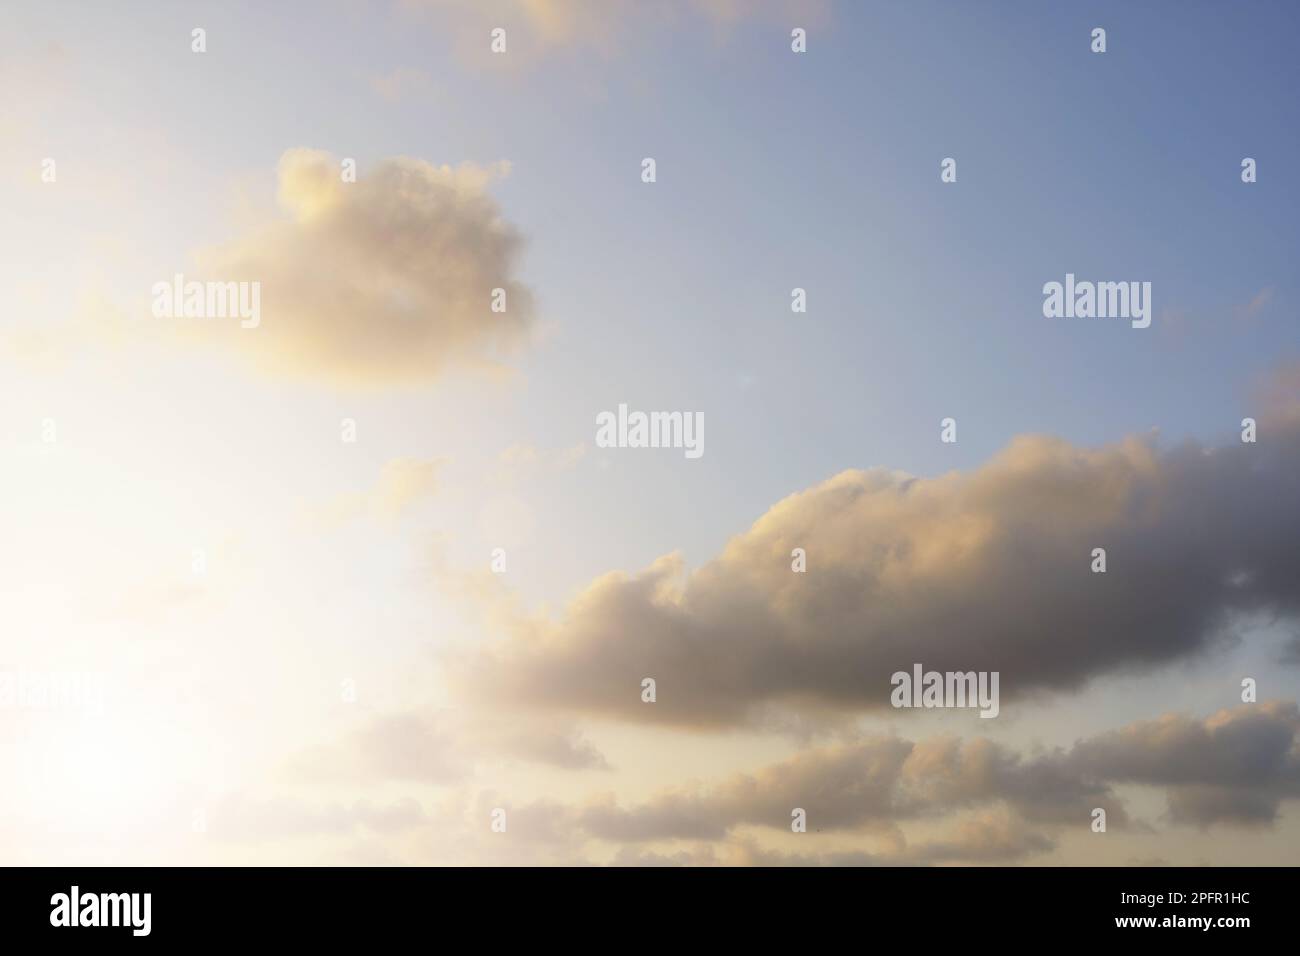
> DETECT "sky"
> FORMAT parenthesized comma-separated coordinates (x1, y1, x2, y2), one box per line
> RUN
(1, 0, 1298, 866)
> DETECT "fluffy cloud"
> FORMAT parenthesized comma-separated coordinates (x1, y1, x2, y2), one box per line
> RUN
(1072, 701, 1300, 826)
(187, 149, 533, 385)
(454, 367, 1300, 727)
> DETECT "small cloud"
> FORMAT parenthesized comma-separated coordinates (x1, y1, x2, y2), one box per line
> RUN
(1234, 286, 1275, 322)
(493, 442, 587, 484)
(174, 149, 533, 387)
(374, 458, 443, 519)
(400, 0, 830, 70)
(367, 67, 433, 101)
(300, 457, 445, 530)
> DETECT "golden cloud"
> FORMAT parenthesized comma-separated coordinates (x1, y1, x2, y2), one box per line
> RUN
(185, 149, 534, 386)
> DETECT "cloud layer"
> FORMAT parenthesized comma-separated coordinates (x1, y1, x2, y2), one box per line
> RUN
(576, 702, 1300, 844)
(245, 702, 1297, 863)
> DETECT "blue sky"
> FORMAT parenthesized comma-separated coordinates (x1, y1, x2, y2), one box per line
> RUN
(10, 2, 1295, 565)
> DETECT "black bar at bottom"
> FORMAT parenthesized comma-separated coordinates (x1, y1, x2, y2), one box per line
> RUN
(0, 866, 1287, 944)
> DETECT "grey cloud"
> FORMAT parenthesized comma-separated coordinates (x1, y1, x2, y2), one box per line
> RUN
(578, 734, 1124, 843)
(1071, 700, 1300, 827)
(455, 365, 1300, 727)
(577, 703, 1297, 847)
